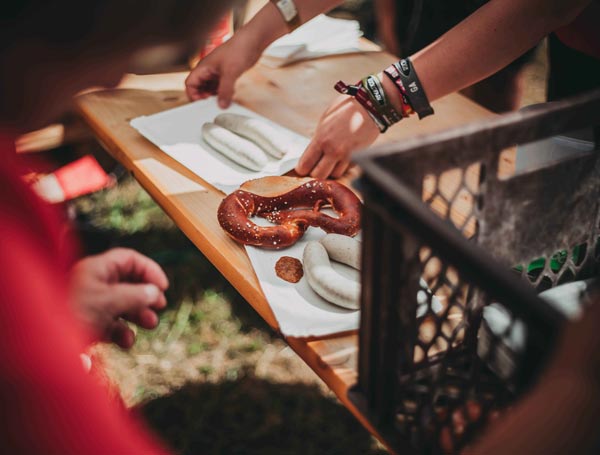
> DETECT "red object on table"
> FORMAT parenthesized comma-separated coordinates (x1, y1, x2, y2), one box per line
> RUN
(198, 11, 233, 59)
(54, 155, 112, 200)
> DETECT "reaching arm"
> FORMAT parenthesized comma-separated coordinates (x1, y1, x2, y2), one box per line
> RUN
(240, 0, 344, 57)
(296, 0, 592, 179)
(185, 0, 343, 106)
(413, 0, 591, 102)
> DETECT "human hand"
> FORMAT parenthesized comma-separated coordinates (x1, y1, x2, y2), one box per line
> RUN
(295, 95, 380, 179)
(69, 248, 169, 349)
(185, 33, 262, 108)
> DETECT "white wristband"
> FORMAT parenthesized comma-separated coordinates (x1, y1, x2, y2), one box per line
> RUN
(271, 0, 300, 30)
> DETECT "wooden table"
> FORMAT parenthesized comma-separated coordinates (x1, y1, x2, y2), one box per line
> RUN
(76, 51, 493, 451)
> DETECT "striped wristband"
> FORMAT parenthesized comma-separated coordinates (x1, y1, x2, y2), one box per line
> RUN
(383, 65, 414, 117)
(361, 75, 402, 126)
(393, 58, 434, 119)
(334, 80, 388, 132)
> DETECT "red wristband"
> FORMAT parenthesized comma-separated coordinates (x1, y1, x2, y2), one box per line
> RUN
(335, 80, 388, 132)
(383, 64, 415, 117)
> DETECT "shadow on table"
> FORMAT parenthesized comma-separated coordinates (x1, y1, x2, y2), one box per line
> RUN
(139, 375, 386, 455)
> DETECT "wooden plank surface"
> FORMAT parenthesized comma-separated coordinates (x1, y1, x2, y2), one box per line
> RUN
(76, 51, 494, 450)
(15, 117, 92, 154)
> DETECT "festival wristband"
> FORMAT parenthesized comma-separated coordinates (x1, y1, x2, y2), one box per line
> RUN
(334, 81, 382, 121)
(334, 80, 388, 132)
(362, 75, 402, 125)
(394, 58, 434, 119)
(270, 0, 301, 31)
(383, 65, 415, 117)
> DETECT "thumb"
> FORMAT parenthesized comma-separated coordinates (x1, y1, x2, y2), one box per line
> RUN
(217, 74, 236, 109)
(109, 282, 162, 315)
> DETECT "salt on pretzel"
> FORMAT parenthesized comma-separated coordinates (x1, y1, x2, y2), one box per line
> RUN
(217, 176, 361, 249)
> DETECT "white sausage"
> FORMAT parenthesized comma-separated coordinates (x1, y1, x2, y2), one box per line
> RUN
(202, 122, 268, 171)
(214, 113, 290, 159)
(303, 241, 360, 310)
(319, 233, 361, 270)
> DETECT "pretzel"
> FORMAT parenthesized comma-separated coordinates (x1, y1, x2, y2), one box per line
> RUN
(217, 176, 361, 249)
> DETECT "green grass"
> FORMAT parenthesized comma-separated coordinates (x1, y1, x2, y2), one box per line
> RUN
(76, 175, 386, 454)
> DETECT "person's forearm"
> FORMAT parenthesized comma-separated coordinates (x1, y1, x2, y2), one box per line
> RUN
(374, 0, 400, 56)
(374, 0, 397, 36)
(238, 0, 344, 54)
(411, 0, 591, 102)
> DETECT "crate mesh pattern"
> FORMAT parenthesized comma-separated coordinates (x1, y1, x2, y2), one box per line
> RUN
(353, 91, 600, 453)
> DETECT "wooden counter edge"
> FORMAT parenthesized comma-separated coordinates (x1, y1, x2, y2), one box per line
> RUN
(286, 337, 397, 454)
(75, 97, 280, 329)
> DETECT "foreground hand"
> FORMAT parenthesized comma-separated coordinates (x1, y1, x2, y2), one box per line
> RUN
(295, 95, 380, 179)
(69, 248, 169, 349)
(185, 34, 262, 108)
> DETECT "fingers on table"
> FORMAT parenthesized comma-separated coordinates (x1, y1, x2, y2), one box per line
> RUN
(296, 138, 350, 179)
(310, 155, 339, 179)
(217, 74, 236, 109)
(331, 160, 351, 179)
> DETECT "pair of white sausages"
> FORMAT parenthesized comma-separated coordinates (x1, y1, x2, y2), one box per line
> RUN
(202, 113, 291, 171)
(303, 234, 362, 310)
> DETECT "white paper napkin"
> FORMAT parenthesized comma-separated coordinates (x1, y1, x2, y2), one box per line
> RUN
(246, 220, 361, 338)
(131, 98, 360, 337)
(262, 15, 363, 67)
(130, 98, 310, 194)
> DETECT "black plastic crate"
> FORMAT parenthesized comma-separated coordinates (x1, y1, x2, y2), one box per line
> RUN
(351, 90, 600, 453)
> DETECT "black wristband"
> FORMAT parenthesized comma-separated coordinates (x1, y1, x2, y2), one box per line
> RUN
(395, 58, 434, 119)
(334, 80, 388, 133)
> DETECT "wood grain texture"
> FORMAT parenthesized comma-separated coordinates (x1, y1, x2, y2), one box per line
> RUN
(16, 117, 91, 153)
(76, 51, 493, 450)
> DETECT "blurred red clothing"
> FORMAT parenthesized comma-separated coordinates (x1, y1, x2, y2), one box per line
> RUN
(0, 134, 168, 455)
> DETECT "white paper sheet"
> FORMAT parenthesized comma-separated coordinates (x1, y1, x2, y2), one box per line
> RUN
(130, 98, 310, 194)
(246, 221, 442, 337)
(262, 15, 363, 67)
(246, 223, 361, 338)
